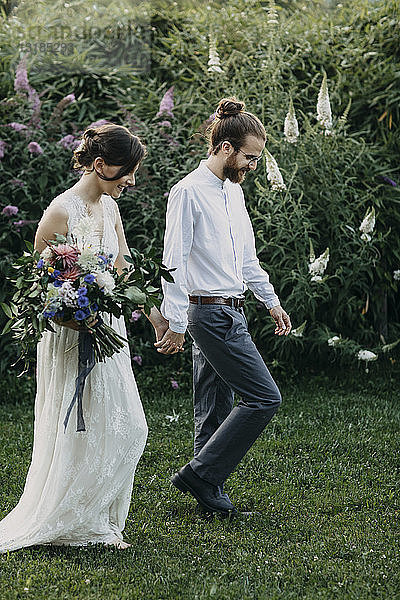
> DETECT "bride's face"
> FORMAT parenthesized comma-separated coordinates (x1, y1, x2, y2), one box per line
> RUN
(92, 158, 138, 199)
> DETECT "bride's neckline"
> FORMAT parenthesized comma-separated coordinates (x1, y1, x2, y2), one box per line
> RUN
(68, 189, 105, 239)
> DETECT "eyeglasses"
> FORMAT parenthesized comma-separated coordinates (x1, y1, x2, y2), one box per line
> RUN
(236, 148, 264, 166)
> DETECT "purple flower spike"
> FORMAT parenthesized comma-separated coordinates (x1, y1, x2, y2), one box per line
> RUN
(171, 379, 179, 390)
(27, 141, 43, 155)
(0, 140, 7, 159)
(58, 134, 80, 150)
(88, 119, 111, 129)
(8, 122, 28, 132)
(63, 93, 76, 104)
(156, 86, 174, 119)
(14, 56, 30, 94)
(159, 120, 172, 128)
(2, 205, 19, 217)
(9, 179, 25, 188)
(133, 355, 143, 366)
(380, 175, 397, 187)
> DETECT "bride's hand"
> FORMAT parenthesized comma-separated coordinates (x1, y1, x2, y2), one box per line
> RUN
(53, 314, 98, 331)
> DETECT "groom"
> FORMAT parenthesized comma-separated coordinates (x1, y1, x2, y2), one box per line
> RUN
(155, 97, 292, 515)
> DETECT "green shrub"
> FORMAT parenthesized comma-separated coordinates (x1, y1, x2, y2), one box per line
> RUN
(0, 0, 399, 379)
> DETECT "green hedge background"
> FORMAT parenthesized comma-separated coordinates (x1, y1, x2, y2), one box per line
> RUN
(0, 0, 399, 380)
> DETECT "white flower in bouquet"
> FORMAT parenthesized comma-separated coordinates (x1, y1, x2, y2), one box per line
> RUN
(78, 247, 101, 272)
(96, 271, 115, 295)
(309, 247, 329, 281)
(291, 320, 307, 337)
(46, 285, 61, 302)
(40, 246, 53, 261)
(58, 281, 78, 307)
(328, 335, 341, 347)
(72, 215, 95, 242)
(284, 98, 299, 143)
(265, 148, 287, 191)
(208, 38, 223, 74)
(394, 270, 400, 281)
(317, 72, 333, 135)
(359, 207, 375, 242)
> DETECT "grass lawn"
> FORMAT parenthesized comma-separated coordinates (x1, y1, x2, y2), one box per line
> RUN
(0, 370, 398, 600)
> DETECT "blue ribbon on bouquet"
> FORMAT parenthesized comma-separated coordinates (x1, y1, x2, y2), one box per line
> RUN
(63, 326, 97, 433)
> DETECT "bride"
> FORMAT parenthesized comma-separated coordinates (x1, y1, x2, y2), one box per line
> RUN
(0, 123, 169, 552)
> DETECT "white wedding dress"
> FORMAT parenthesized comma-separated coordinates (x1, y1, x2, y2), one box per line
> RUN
(0, 189, 148, 552)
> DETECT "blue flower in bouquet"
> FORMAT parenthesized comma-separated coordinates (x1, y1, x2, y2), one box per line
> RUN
(53, 280, 63, 288)
(77, 286, 88, 296)
(83, 274, 95, 284)
(43, 309, 57, 318)
(91, 303, 99, 312)
(74, 310, 87, 321)
(51, 269, 61, 279)
(98, 255, 107, 264)
(36, 259, 44, 269)
(77, 295, 89, 308)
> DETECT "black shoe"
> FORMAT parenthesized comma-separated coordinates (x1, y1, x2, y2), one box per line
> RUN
(171, 465, 236, 515)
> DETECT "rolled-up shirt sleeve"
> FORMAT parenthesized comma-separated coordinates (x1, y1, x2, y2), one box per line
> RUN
(160, 185, 195, 333)
(242, 202, 280, 310)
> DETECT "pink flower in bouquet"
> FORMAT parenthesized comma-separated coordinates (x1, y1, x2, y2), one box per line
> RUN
(27, 141, 43, 155)
(60, 265, 81, 281)
(133, 355, 142, 366)
(130, 310, 142, 322)
(50, 244, 80, 269)
(2, 205, 19, 217)
(9, 179, 25, 188)
(171, 379, 179, 390)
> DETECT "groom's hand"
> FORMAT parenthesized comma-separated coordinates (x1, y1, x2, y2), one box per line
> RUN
(269, 305, 292, 336)
(154, 328, 185, 355)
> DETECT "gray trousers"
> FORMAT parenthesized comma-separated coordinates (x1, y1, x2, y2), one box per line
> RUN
(187, 303, 282, 487)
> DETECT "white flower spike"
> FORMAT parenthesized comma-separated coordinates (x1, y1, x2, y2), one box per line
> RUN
(317, 72, 333, 135)
(359, 207, 375, 242)
(309, 247, 329, 281)
(265, 148, 286, 191)
(357, 349, 378, 373)
(284, 98, 299, 143)
(208, 39, 223, 74)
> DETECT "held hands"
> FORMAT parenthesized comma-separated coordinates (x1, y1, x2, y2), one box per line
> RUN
(269, 305, 292, 336)
(154, 328, 185, 355)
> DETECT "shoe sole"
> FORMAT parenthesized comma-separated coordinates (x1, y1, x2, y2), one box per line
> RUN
(171, 473, 233, 515)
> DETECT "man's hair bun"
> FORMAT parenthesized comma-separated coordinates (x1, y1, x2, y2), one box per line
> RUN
(216, 97, 246, 120)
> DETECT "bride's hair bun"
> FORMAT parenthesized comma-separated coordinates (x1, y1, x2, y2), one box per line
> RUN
(216, 97, 246, 120)
(72, 123, 146, 181)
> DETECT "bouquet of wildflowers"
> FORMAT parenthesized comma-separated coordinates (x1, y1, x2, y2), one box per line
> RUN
(1, 220, 174, 431)
(2, 234, 172, 370)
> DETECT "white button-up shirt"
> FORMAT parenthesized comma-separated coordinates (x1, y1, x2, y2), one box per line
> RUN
(160, 159, 280, 333)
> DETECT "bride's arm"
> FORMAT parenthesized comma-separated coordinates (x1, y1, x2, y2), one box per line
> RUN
(114, 203, 170, 342)
(34, 203, 68, 254)
(34, 203, 85, 331)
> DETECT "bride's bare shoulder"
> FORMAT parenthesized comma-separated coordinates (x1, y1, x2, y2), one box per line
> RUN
(42, 188, 76, 219)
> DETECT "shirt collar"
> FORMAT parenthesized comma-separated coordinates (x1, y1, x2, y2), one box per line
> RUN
(197, 159, 225, 189)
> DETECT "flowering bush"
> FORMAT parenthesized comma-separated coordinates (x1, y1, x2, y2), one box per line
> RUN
(0, 0, 399, 378)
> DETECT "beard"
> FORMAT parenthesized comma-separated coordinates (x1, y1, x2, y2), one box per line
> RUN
(223, 154, 249, 184)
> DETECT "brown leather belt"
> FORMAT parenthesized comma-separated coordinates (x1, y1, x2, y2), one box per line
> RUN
(189, 295, 245, 308)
